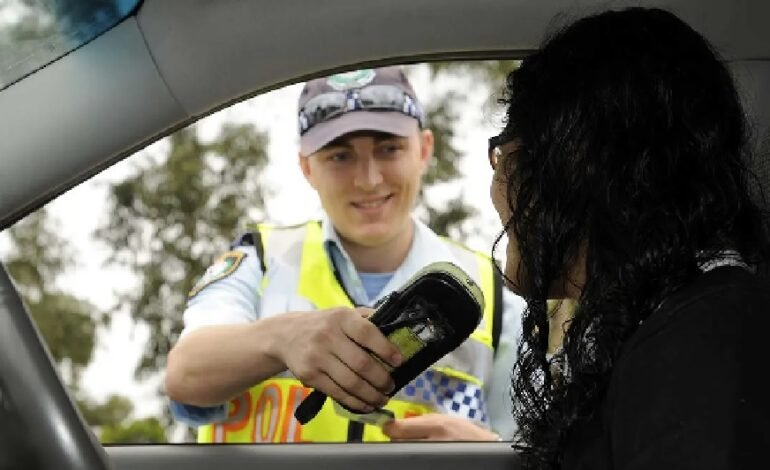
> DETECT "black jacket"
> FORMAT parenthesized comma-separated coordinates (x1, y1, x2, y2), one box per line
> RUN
(562, 266, 770, 470)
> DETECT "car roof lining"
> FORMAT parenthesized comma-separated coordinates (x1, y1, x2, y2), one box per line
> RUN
(2, 0, 770, 228)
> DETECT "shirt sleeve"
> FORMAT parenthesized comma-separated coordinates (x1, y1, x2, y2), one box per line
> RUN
(180, 245, 263, 338)
(170, 244, 264, 426)
(486, 288, 525, 439)
(169, 400, 228, 427)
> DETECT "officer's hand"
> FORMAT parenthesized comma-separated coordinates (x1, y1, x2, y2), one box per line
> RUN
(277, 307, 402, 412)
(382, 414, 500, 441)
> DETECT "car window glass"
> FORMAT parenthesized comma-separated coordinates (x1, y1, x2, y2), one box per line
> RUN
(0, 0, 140, 91)
(0, 60, 519, 444)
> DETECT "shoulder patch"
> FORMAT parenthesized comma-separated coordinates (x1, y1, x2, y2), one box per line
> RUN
(188, 251, 247, 298)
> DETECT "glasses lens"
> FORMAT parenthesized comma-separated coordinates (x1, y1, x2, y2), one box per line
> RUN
(358, 85, 405, 109)
(299, 85, 423, 135)
(303, 93, 346, 122)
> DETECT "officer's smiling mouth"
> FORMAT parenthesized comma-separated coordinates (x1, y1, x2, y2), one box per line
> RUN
(351, 194, 394, 210)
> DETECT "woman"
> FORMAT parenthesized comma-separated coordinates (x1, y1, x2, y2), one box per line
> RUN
(489, 7, 770, 469)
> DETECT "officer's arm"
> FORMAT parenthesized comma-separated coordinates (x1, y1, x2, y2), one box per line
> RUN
(166, 318, 299, 407)
(165, 245, 290, 407)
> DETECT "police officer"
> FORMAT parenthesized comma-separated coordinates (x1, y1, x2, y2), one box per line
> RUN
(165, 66, 524, 443)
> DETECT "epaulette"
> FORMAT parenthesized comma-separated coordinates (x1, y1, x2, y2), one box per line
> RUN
(230, 228, 266, 274)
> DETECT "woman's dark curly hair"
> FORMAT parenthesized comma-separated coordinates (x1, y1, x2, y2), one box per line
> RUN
(495, 7, 770, 469)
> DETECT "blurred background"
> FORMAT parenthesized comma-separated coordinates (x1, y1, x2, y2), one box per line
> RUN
(0, 7, 517, 440)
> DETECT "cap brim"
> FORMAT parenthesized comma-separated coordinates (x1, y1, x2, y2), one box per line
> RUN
(300, 111, 419, 155)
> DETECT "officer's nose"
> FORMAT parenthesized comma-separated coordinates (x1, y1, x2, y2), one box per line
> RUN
(354, 154, 384, 190)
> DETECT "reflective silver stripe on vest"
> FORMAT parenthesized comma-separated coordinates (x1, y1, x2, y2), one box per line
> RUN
(272, 370, 295, 379)
(442, 241, 490, 333)
(432, 336, 494, 386)
(258, 223, 306, 268)
(213, 393, 251, 442)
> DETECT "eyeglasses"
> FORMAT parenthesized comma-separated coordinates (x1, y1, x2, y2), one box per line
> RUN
(298, 85, 424, 135)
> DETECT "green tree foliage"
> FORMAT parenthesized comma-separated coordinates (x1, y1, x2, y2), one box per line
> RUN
(411, 60, 519, 240)
(419, 89, 476, 239)
(78, 395, 133, 427)
(101, 417, 167, 444)
(2, 208, 166, 442)
(96, 123, 270, 377)
(3, 208, 96, 386)
(78, 394, 167, 444)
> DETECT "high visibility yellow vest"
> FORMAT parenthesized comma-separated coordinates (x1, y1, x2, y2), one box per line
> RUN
(197, 221, 502, 443)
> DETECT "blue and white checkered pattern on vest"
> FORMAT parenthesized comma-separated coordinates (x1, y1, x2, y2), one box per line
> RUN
(401, 369, 488, 424)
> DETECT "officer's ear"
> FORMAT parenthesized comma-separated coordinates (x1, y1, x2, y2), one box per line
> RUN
(418, 129, 434, 174)
(299, 152, 316, 188)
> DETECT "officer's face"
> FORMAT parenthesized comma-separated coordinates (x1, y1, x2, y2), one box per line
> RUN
(300, 127, 432, 249)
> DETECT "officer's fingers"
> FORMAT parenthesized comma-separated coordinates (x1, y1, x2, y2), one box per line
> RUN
(300, 309, 351, 352)
(385, 415, 499, 442)
(381, 418, 433, 441)
(311, 373, 373, 414)
(332, 336, 394, 394)
(356, 307, 375, 318)
(342, 315, 402, 369)
(323, 354, 389, 410)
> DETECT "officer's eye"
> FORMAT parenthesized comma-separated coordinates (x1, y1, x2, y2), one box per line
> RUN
(377, 141, 405, 157)
(326, 150, 353, 163)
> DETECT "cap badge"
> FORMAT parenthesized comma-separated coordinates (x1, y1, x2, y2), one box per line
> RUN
(326, 69, 376, 90)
